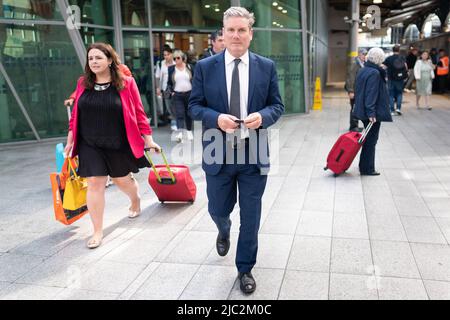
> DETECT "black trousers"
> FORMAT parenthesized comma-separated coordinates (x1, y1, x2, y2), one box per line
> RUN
(349, 98, 359, 130)
(173, 91, 193, 131)
(359, 120, 381, 174)
(437, 75, 448, 93)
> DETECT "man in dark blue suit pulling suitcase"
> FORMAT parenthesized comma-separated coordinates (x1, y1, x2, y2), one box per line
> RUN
(189, 6, 284, 294)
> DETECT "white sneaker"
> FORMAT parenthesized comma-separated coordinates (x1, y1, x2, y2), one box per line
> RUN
(187, 130, 194, 141)
(391, 112, 396, 116)
(404, 89, 411, 93)
(170, 124, 178, 131)
(427, 106, 432, 110)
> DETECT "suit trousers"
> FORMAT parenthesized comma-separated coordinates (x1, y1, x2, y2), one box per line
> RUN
(206, 142, 268, 273)
(359, 120, 381, 174)
(349, 98, 359, 130)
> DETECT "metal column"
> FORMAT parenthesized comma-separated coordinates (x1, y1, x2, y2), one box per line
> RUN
(301, 0, 310, 113)
(147, 0, 158, 128)
(0, 61, 41, 141)
(112, 0, 125, 62)
(348, 0, 360, 74)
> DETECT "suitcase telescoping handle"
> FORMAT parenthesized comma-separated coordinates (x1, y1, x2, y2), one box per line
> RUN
(357, 121, 374, 145)
(144, 148, 176, 184)
(67, 105, 72, 121)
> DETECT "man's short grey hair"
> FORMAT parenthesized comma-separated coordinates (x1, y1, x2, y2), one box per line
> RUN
(223, 7, 255, 28)
(358, 48, 368, 55)
(366, 47, 385, 65)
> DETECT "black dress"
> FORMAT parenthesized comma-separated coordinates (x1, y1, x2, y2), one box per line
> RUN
(76, 82, 149, 178)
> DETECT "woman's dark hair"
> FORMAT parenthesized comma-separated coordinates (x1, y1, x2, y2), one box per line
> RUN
(84, 43, 124, 90)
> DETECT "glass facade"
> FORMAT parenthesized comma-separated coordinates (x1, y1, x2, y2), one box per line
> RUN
(0, 0, 327, 144)
(0, 0, 62, 21)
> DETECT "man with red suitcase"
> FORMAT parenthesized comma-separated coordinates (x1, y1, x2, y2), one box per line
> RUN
(189, 7, 284, 294)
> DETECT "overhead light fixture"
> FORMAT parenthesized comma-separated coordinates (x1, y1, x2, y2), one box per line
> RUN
(215, 8, 220, 12)
(272, 2, 278, 6)
(204, 4, 210, 8)
(282, 10, 287, 14)
(373, 0, 382, 3)
(278, 6, 283, 10)
(273, 21, 277, 25)
(358, 28, 363, 32)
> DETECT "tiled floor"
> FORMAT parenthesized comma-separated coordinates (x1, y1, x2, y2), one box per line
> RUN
(0, 89, 449, 300)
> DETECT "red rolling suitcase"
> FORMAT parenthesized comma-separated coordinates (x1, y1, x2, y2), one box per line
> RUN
(144, 148, 196, 203)
(324, 122, 373, 176)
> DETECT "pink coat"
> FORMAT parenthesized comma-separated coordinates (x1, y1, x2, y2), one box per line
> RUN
(69, 76, 152, 159)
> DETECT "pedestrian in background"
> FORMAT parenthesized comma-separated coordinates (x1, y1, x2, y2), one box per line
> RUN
(404, 47, 418, 92)
(200, 30, 225, 60)
(353, 47, 392, 176)
(155, 46, 177, 131)
(436, 49, 449, 94)
(344, 48, 367, 132)
(384, 45, 408, 116)
(414, 51, 435, 110)
(64, 43, 161, 249)
(167, 49, 195, 143)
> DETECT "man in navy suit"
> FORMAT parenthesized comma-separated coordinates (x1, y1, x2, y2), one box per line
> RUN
(189, 7, 284, 294)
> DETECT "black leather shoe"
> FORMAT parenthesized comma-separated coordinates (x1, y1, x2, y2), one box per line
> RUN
(216, 234, 230, 257)
(238, 272, 256, 294)
(360, 171, 381, 176)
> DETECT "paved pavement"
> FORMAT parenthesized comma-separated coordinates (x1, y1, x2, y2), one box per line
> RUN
(0, 88, 450, 300)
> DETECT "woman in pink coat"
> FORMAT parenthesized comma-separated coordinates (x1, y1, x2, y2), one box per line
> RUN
(64, 43, 160, 249)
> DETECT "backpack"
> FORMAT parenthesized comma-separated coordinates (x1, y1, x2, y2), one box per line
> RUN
(391, 56, 408, 81)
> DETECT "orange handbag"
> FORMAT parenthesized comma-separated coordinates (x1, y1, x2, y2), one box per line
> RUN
(50, 157, 89, 225)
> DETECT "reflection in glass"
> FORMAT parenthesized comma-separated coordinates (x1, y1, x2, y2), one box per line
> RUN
(80, 27, 114, 47)
(0, 24, 83, 141)
(0, 0, 62, 20)
(123, 32, 155, 124)
(121, 0, 148, 26)
(251, 30, 304, 113)
(240, 0, 300, 29)
(151, 0, 226, 28)
(68, 0, 113, 26)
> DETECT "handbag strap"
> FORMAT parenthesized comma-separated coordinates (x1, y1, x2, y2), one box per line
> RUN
(66, 158, 79, 178)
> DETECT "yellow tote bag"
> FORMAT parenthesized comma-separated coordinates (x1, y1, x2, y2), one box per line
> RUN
(62, 159, 88, 211)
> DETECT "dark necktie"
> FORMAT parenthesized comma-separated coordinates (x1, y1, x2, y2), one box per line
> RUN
(229, 58, 241, 119)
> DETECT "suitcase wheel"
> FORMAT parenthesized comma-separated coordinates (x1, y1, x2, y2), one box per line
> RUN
(324, 166, 328, 171)
(333, 173, 339, 177)
(160, 201, 165, 204)
(189, 200, 194, 204)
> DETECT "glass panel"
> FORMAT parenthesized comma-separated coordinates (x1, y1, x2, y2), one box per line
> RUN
(250, 30, 304, 113)
(0, 24, 83, 141)
(123, 31, 155, 124)
(121, 0, 148, 27)
(68, 0, 113, 26)
(240, 0, 300, 29)
(0, 0, 62, 20)
(0, 70, 34, 142)
(80, 27, 114, 47)
(151, 0, 227, 29)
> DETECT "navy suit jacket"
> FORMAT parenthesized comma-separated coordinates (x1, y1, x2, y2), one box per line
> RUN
(188, 50, 284, 176)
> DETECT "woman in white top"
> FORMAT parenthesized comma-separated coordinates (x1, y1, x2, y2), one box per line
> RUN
(414, 51, 435, 110)
(167, 50, 195, 142)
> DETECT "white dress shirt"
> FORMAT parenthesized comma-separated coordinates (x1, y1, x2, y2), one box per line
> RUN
(225, 49, 249, 139)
